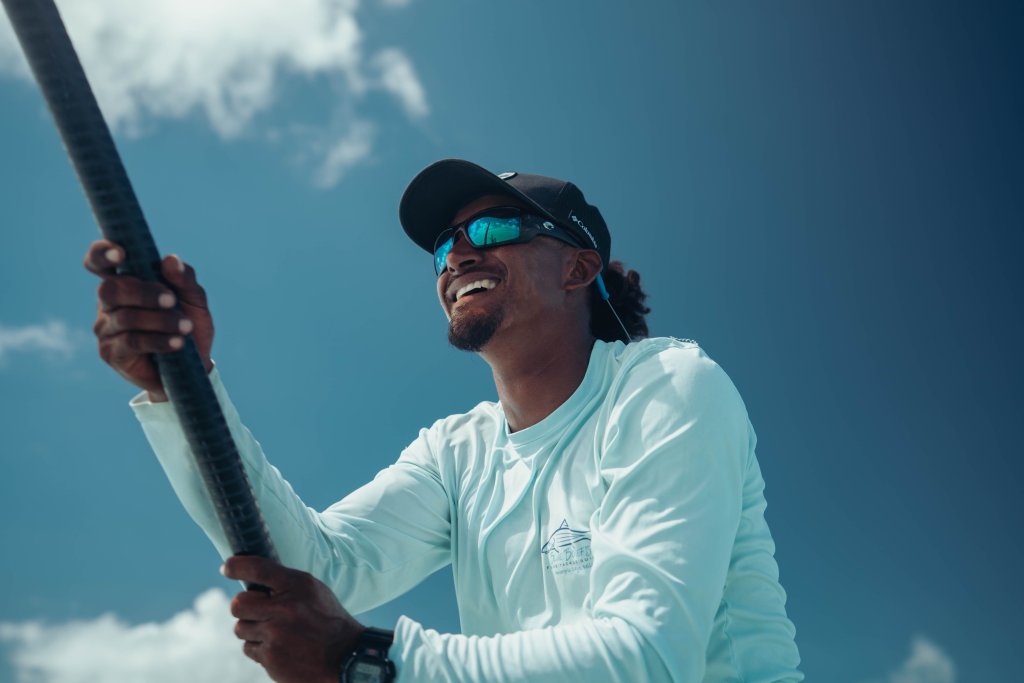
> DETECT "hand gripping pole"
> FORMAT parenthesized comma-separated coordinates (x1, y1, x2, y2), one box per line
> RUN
(2, 0, 278, 573)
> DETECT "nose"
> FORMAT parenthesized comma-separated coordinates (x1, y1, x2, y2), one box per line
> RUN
(444, 229, 482, 273)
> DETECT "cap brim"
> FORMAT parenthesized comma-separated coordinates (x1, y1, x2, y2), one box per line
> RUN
(399, 159, 560, 255)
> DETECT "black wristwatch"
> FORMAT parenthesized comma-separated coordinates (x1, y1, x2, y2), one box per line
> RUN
(341, 627, 396, 683)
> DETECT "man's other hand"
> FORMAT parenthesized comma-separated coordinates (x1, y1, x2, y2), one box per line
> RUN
(223, 556, 365, 683)
(84, 240, 214, 402)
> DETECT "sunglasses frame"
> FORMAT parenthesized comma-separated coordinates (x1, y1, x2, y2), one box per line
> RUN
(433, 206, 585, 275)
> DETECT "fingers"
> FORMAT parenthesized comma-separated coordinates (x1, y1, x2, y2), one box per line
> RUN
(99, 331, 188, 360)
(97, 307, 193, 337)
(230, 589, 275, 667)
(231, 590, 271, 662)
(225, 564, 360, 682)
(96, 274, 177, 312)
(86, 242, 214, 392)
(83, 240, 124, 276)
(86, 241, 208, 319)
(242, 639, 263, 663)
(161, 254, 209, 311)
(93, 274, 193, 358)
(235, 618, 263, 639)
(236, 614, 267, 663)
(86, 242, 206, 305)
(230, 589, 272, 621)
(94, 274, 187, 353)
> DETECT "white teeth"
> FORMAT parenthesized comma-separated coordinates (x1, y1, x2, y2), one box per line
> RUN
(455, 279, 497, 301)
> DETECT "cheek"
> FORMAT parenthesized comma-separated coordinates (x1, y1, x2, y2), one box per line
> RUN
(517, 254, 567, 299)
(505, 275, 561, 318)
(436, 285, 451, 320)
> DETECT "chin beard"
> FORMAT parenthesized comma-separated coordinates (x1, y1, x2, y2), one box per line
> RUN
(448, 307, 504, 352)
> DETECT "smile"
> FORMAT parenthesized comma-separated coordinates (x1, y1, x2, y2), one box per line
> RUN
(454, 279, 498, 302)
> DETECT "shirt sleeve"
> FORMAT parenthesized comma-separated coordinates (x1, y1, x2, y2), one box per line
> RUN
(389, 345, 749, 682)
(130, 367, 452, 614)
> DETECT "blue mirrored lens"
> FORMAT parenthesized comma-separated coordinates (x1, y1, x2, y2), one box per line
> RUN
(466, 215, 521, 246)
(434, 214, 523, 274)
(434, 236, 454, 274)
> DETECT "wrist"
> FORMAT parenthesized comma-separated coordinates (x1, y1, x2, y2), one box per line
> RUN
(146, 388, 168, 403)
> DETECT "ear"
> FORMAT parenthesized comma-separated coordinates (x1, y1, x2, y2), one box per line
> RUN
(564, 249, 603, 293)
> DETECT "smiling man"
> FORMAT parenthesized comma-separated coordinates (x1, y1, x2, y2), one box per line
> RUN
(85, 159, 803, 682)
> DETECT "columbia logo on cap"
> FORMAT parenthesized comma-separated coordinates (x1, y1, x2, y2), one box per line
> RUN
(570, 211, 599, 249)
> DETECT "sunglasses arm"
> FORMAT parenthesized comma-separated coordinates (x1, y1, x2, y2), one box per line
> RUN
(595, 274, 632, 343)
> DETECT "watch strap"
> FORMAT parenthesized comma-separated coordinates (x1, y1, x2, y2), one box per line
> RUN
(341, 626, 395, 683)
(360, 627, 395, 657)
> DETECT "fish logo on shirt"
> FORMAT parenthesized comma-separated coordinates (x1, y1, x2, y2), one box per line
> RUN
(541, 519, 593, 575)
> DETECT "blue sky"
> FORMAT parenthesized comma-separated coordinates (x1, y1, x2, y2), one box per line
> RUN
(1, 1, 1020, 681)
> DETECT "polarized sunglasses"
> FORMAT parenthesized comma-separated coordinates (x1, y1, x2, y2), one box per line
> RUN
(433, 207, 584, 275)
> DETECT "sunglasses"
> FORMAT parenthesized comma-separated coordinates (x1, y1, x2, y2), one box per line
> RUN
(433, 207, 585, 275)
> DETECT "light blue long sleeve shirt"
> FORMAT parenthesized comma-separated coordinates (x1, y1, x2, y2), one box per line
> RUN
(131, 337, 803, 682)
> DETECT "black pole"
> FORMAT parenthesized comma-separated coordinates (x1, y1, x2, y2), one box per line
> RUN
(1, 0, 277, 574)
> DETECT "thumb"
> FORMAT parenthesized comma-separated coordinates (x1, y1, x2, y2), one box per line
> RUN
(222, 555, 291, 591)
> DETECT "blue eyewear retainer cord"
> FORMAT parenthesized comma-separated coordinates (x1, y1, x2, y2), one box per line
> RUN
(596, 274, 632, 343)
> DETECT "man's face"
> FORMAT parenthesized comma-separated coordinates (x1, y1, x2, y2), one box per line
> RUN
(436, 194, 577, 352)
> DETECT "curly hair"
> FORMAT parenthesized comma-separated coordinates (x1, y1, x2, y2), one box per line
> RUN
(589, 261, 651, 342)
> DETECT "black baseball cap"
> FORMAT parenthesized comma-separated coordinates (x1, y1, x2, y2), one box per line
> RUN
(399, 159, 611, 267)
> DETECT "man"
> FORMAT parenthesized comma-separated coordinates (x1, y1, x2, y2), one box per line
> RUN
(85, 159, 803, 682)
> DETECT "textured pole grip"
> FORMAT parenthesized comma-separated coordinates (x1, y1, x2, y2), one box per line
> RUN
(2, 0, 277, 568)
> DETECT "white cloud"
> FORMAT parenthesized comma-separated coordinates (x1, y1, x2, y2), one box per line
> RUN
(889, 636, 955, 683)
(0, 12, 29, 79)
(860, 635, 956, 683)
(0, 601, 961, 683)
(371, 48, 429, 119)
(312, 119, 376, 188)
(0, 588, 271, 683)
(0, 0, 427, 185)
(0, 320, 78, 363)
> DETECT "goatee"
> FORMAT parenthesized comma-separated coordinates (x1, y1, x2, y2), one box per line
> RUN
(448, 307, 504, 352)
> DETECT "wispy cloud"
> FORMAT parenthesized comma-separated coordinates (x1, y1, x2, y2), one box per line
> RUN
(371, 48, 429, 119)
(0, 12, 28, 79)
(860, 635, 956, 683)
(0, 0, 428, 186)
(312, 119, 376, 188)
(0, 320, 78, 364)
(0, 589, 271, 683)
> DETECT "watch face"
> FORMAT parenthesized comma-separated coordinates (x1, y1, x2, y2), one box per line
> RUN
(349, 659, 385, 683)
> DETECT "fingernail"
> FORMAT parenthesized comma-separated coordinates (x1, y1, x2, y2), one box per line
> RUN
(169, 336, 184, 350)
(158, 293, 176, 308)
(172, 255, 185, 273)
(219, 563, 227, 577)
(105, 248, 122, 264)
(179, 318, 194, 334)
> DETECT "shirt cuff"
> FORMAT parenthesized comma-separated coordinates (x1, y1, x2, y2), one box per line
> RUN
(390, 615, 426, 681)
